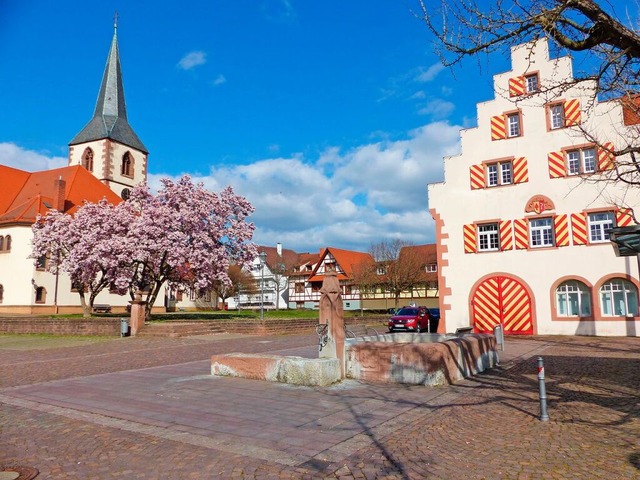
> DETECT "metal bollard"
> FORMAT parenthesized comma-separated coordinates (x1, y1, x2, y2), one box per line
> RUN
(537, 356, 549, 421)
(493, 324, 505, 351)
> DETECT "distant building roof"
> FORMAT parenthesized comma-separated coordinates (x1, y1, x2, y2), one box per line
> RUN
(307, 247, 374, 282)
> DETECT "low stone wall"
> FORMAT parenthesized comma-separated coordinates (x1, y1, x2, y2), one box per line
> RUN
(0, 317, 122, 336)
(346, 334, 498, 386)
(0, 315, 388, 337)
(211, 354, 341, 386)
(198, 316, 387, 335)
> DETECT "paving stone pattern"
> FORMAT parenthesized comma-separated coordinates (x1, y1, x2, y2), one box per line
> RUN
(1, 333, 638, 479)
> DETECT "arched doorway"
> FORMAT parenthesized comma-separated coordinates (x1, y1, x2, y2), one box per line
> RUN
(471, 275, 533, 335)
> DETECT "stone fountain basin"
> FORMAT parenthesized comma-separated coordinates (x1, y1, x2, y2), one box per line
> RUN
(211, 333, 498, 387)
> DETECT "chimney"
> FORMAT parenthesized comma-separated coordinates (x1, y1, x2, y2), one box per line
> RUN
(276, 242, 282, 257)
(54, 176, 66, 212)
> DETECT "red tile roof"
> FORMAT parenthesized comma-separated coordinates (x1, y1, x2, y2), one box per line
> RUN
(0, 164, 122, 226)
(307, 247, 374, 282)
(399, 244, 437, 262)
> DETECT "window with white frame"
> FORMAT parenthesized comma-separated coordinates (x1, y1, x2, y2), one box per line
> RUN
(478, 223, 500, 251)
(507, 113, 521, 137)
(525, 73, 539, 93)
(529, 217, 554, 247)
(486, 161, 512, 187)
(600, 279, 638, 316)
(425, 263, 437, 273)
(566, 147, 596, 175)
(549, 103, 565, 129)
(588, 212, 614, 243)
(556, 280, 591, 317)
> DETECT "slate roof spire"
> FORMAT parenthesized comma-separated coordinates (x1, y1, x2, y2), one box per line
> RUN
(69, 19, 148, 153)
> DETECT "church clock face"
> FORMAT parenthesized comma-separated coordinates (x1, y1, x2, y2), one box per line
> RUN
(121, 188, 131, 200)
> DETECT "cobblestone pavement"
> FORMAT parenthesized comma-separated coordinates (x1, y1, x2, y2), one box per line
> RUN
(0, 333, 638, 479)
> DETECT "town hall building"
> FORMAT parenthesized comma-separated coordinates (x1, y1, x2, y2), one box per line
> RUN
(429, 39, 640, 337)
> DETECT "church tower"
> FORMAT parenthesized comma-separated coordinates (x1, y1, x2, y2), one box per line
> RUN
(68, 19, 148, 199)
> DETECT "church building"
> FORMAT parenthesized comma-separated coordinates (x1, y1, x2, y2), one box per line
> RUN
(67, 23, 148, 198)
(0, 24, 150, 313)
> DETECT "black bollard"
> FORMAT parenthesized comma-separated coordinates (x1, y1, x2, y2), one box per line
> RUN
(537, 356, 549, 421)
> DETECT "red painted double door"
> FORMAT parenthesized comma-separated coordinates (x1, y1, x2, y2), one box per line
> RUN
(471, 275, 533, 335)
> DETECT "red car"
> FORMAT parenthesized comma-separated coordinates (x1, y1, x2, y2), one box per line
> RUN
(388, 306, 437, 333)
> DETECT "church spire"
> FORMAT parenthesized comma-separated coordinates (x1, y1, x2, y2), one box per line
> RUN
(69, 19, 148, 153)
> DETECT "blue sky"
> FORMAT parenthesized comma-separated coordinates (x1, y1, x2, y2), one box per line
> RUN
(2, 0, 630, 253)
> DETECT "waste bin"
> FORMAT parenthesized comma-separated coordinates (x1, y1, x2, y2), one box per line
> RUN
(120, 318, 129, 337)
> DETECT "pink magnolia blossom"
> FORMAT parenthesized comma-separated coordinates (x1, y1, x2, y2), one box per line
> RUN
(31, 199, 133, 316)
(122, 176, 256, 318)
(32, 175, 256, 319)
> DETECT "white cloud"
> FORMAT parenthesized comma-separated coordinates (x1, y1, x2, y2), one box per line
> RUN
(2, 121, 462, 253)
(416, 63, 445, 82)
(418, 98, 455, 119)
(149, 122, 461, 252)
(0, 142, 67, 171)
(212, 74, 226, 86)
(177, 51, 207, 70)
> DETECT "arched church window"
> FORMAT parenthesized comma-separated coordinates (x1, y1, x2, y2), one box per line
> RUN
(5, 235, 11, 252)
(82, 148, 94, 172)
(0, 284, 3, 303)
(121, 152, 134, 177)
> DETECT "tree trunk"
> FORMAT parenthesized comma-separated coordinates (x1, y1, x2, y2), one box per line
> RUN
(144, 283, 164, 321)
(78, 290, 90, 318)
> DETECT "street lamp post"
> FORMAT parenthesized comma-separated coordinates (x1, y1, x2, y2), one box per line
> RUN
(259, 251, 267, 322)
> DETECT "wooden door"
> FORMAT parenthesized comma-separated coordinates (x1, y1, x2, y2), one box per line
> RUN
(471, 276, 533, 335)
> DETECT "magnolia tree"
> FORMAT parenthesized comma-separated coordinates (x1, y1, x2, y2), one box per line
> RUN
(32, 175, 256, 319)
(31, 199, 133, 316)
(123, 177, 256, 319)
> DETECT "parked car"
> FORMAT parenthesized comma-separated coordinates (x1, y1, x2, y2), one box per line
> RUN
(427, 308, 440, 321)
(388, 306, 439, 333)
